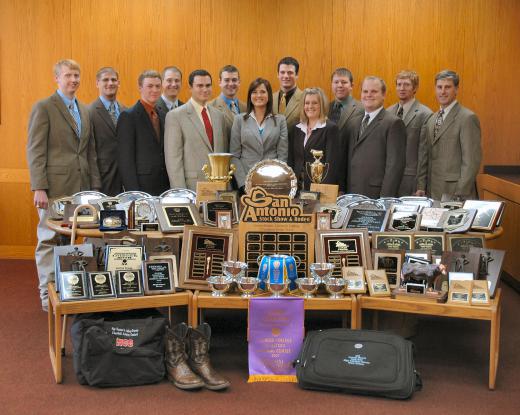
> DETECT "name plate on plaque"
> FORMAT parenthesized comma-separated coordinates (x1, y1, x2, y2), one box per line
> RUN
(58, 271, 89, 301)
(105, 245, 143, 273)
(116, 270, 143, 297)
(143, 259, 174, 295)
(154, 201, 202, 232)
(88, 271, 116, 298)
(345, 208, 389, 233)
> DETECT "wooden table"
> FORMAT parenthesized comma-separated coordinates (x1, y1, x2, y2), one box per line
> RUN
(356, 289, 502, 389)
(190, 290, 358, 328)
(48, 283, 192, 383)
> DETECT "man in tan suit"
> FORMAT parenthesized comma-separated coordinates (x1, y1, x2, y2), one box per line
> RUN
(416, 70, 481, 200)
(27, 59, 101, 310)
(273, 56, 304, 132)
(156, 66, 184, 113)
(209, 65, 246, 132)
(387, 70, 433, 196)
(165, 69, 229, 191)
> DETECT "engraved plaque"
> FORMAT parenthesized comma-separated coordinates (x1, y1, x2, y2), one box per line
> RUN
(244, 159, 297, 198)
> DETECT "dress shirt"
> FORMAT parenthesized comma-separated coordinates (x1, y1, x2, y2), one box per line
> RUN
(398, 98, 415, 119)
(439, 100, 458, 121)
(279, 86, 297, 106)
(161, 94, 179, 111)
(99, 95, 120, 119)
(220, 93, 240, 113)
(249, 112, 274, 136)
(363, 106, 385, 126)
(189, 97, 212, 125)
(57, 89, 81, 133)
(295, 120, 327, 146)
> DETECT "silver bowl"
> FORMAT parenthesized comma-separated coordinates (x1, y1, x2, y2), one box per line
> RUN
(237, 276, 258, 298)
(267, 280, 288, 298)
(207, 275, 233, 297)
(296, 277, 320, 298)
(324, 277, 346, 299)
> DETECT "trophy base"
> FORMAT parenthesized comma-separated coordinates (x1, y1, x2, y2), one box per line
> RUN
(310, 183, 339, 204)
(196, 181, 228, 206)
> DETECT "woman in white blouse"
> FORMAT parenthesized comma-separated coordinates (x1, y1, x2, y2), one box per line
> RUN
(230, 78, 288, 191)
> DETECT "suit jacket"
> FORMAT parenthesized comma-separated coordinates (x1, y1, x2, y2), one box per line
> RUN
(346, 108, 406, 198)
(416, 102, 481, 200)
(288, 120, 345, 191)
(273, 88, 304, 131)
(328, 96, 364, 132)
(387, 100, 433, 196)
(117, 100, 170, 196)
(209, 96, 247, 135)
(156, 96, 184, 114)
(27, 92, 101, 198)
(88, 98, 126, 195)
(230, 114, 288, 188)
(164, 101, 229, 191)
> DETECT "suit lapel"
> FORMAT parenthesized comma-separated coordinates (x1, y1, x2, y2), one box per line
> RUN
(215, 97, 235, 127)
(433, 103, 459, 144)
(338, 99, 357, 130)
(136, 101, 159, 144)
(403, 101, 419, 127)
(51, 93, 80, 139)
(246, 117, 264, 146)
(96, 98, 116, 133)
(187, 103, 213, 151)
(355, 109, 385, 148)
(284, 88, 302, 120)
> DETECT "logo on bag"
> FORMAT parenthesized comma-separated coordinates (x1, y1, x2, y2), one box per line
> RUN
(354, 343, 363, 349)
(115, 337, 134, 348)
(343, 354, 370, 366)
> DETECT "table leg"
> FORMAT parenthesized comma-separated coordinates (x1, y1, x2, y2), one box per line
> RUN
(489, 302, 501, 389)
(54, 307, 63, 383)
(61, 316, 67, 356)
(350, 294, 357, 329)
(190, 292, 198, 327)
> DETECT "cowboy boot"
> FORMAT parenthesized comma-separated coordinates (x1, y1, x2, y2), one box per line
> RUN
(188, 323, 230, 390)
(165, 323, 204, 390)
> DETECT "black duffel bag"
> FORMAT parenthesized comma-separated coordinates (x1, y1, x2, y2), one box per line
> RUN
(71, 309, 168, 387)
(294, 328, 422, 399)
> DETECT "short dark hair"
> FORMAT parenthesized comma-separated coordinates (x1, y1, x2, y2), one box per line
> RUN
(161, 66, 182, 80)
(331, 67, 353, 83)
(244, 78, 275, 125)
(219, 65, 239, 79)
(96, 66, 119, 81)
(277, 56, 300, 75)
(138, 70, 161, 87)
(189, 69, 212, 87)
(435, 70, 459, 87)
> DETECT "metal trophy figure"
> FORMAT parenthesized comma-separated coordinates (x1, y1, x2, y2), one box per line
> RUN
(306, 149, 330, 184)
(202, 153, 236, 183)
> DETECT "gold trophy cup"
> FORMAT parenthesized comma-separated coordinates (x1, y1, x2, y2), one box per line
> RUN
(306, 149, 329, 184)
(202, 153, 236, 183)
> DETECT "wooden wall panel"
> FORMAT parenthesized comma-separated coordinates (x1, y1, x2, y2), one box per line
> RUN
(1, 0, 519, 258)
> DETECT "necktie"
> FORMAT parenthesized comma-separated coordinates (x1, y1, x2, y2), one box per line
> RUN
(201, 107, 214, 148)
(230, 100, 239, 115)
(150, 109, 160, 141)
(358, 114, 370, 139)
(279, 93, 287, 113)
(434, 109, 445, 138)
(397, 106, 404, 119)
(329, 101, 342, 124)
(108, 102, 118, 126)
(68, 103, 81, 137)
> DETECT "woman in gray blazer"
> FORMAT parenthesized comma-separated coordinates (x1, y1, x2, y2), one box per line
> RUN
(230, 78, 288, 190)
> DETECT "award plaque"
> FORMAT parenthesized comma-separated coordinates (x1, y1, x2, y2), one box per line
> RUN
(244, 159, 297, 198)
(342, 266, 366, 294)
(153, 201, 202, 232)
(203, 200, 238, 226)
(217, 211, 232, 229)
(413, 232, 445, 256)
(149, 255, 179, 289)
(420, 207, 448, 230)
(446, 234, 485, 252)
(442, 251, 480, 278)
(387, 211, 420, 232)
(471, 280, 490, 305)
(344, 208, 389, 233)
(99, 210, 127, 232)
(49, 196, 73, 220)
(462, 200, 505, 231)
(58, 271, 89, 301)
(448, 280, 472, 304)
(469, 247, 505, 297)
(93, 197, 120, 211)
(439, 208, 477, 233)
(116, 270, 144, 297)
(373, 250, 404, 287)
(179, 225, 238, 290)
(318, 205, 348, 229)
(365, 270, 391, 297)
(87, 271, 116, 299)
(372, 232, 413, 251)
(315, 229, 372, 278)
(105, 245, 143, 273)
(316, 212, 331, 230)
(144, 237, 180, 263)
(132, 197, 158, 228)
(142, 259, 175, 295)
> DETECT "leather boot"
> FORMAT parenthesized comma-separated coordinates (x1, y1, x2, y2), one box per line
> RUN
(165, 323, 204, 390)
(188, 323, 230, 390)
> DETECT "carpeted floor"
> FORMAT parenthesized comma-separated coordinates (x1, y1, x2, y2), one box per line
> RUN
(1, 259, 519, 415)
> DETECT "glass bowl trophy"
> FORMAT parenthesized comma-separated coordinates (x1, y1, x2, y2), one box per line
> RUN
(306, 149, 338, 203)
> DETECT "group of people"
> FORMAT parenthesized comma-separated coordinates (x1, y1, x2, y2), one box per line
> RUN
(26, 56, 482, 310)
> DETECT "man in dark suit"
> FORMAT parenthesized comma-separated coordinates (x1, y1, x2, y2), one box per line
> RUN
(387, 70, 433, 196)
(88, 66, 125, 195)
(156, 66, 184, 113)
(27, 59, 101, 310)
(345, 77, 406, 198)
(273, 56, 304, 132)
(416, 70, 482, 200)
(328, 67, 364, 133)
(117, 70, 170, 195)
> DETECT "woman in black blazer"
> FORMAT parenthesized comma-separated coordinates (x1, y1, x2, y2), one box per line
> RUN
(288, 87, 345, 191)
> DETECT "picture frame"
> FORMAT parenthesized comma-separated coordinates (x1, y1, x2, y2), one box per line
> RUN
(342, 266, 366, 293)
(142, 258, 175, 295)
(372, 249, 404, 287)
(217, 211, 232, 229)
(471, 280, 490, 305)
(462, 200, 505, 231)
(58, 271, 89, 301)
(153, 201, 202, 232)
(344, 207, 389, 233)
(105, 245, 143, 274)
(365, 269, 391, 297)
(179, 225, 238, 290)
(439, 208, 477, 233)
(115, 270, 144, 297)
(419, 207, 448, 230)
(448, 280, 472, 304)
(386, 210, 421, 232)
(317, 205, 348, 229)
(316, 212, 331, 230)
(87, 271, 116, 299)
(372, 232, 414, 251)
(149, 255, 179, 289)
(202, 200, 239, 226)
(446, 234, 485, 252)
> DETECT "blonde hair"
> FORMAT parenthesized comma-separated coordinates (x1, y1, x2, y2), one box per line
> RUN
(300, 87, 328, 124)
(53, 59, 80, 76)
(396, 70, 419, 89)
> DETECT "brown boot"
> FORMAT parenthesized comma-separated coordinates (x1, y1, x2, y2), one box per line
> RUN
(165, 323, 204, 390)
(188, 323, 230, 390)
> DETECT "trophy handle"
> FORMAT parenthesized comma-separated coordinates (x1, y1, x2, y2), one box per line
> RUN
(227, 163, 237, 182)
(202, 164, 211, 180)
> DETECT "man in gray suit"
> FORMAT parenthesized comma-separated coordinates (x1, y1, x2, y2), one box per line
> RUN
(416, 70, 482, 200)
(346, 76, 406, 198)
(27, 59, 101, 310)
(89, 66, 125, 195)
(387, 70, 433, 196)
(156, 66, 184, 113)
(328, 67, 364, 133)
(165, 69, 229, 191)
(209, 65, 246, 133)
(273, 56, 304, 132)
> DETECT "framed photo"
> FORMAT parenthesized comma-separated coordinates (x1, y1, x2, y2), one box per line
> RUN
(420, 207, 448, 230)
(344, 208, 389, 233)
(105, 245, 143, 274)
(372, 232, 413, 251)
(448, 280, 472, 304)
(373, 249, 404, 287)
(365, 270, 391, 296)
(153, 201, 202, 232)
(315, 229, 372, 278)
(149, 255, 179, 289)
(413, 232, 445, 256)
(87, 271, 116, 299)
(342, 266, 366, 293)
(179, 225, 238, 290)
(142, 259, 175, 295)
(387, 210, 421, 232)
(471, 280, 490, 305)
(217, 211, 232, 229)
(462, 200, 505, 231)
(203, 200, 239, 226)
(115, 270, 144, 297)
(316, 212, 331, 230)
(439, 208, 477, 233)
(58, 271, 89, 301)
(442, 251, 480, 277)
(404, 251, 432, 265)
(446, 234, 485, 252)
